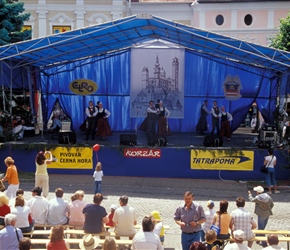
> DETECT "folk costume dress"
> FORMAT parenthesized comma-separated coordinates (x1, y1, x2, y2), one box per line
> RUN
(96, 107, 112, 140)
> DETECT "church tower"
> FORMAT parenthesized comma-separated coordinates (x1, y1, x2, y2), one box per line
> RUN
(142, 67, 149, 87)
(172, 57, 179, 91)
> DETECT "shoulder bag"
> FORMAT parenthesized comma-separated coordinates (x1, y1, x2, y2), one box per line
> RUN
(210, 213, 221, 235)
(260, 155, 274, 174)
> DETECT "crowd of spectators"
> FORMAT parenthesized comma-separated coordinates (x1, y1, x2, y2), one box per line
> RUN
(0, 184, 285, 250)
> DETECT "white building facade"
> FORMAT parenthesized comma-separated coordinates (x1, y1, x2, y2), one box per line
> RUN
(22, 0, 290, 46)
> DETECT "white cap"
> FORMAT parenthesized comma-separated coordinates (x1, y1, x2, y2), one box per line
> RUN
(233, 230, 245, 241)
(253, 186, 264, 193)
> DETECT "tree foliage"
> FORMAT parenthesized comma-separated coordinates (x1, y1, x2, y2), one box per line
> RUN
(271, 14, 290, 51)
(0, 0, 31, 46)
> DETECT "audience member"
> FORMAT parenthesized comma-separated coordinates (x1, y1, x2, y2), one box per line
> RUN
(151, 210, 165, 244)
(47, 188, 69, 226)
(19, 237, 32, 250)
(224, 230, 250, 250)
(12, 120, 24, 140)
(35, 151, 53, 198)
(203, 229, 218, 250)
(11, 195, 34, 233)
(106, 204, 117, 228)
(212, 200, 231, 240)
(0, 192, 10, 226)
(102, 237, 116, 250)
(49, 114, 62, 138)
(113, 195, 137, 237)
(68, 190, 86, 229)
(132, 215, 163, 250)
(46, 225, 70, 250)
(79, 234, 100, 250)
(189, 242, 208, 250)
(83, 193, 108, 234)
(27, 187, 49, 225)
(93, 162, 103, 194)
(230, 197, 256, 248)
(9, 189, 27, 208)
(0, 213, 23, 250)
(248, 185, 274, 247)
(201, 200, 216, 241)
(174, 191, 206, 250)
(264, 234, 286, 250)
(1, 156, 20, 199)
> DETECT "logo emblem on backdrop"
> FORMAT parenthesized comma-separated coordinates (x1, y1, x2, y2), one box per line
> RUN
(223, 74, 242, 101)
(69, 79, 98, 95)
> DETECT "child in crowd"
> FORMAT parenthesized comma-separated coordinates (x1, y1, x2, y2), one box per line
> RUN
(151, 210, 165, 245)
(201, 200, 216, 241)
(93, 162, 103, 194)
(106, 204, 117, 228)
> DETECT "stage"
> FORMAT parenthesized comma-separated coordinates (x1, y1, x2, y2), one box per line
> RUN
(0, 127, 289, 181)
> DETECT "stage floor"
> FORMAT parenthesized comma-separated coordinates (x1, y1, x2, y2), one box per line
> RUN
(23, 127, 258, 149)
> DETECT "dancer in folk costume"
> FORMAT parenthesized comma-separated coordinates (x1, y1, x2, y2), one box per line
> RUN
(196, 100, 211, 134)
(96, 101, 112, 141)
(157, 101, 172, 136)
(139, 100, 160, 138)
(219, 105, 233, 141)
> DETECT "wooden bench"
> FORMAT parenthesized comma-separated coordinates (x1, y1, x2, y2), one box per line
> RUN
(253, 230, 290, 250)
(30, 238, 132, 247)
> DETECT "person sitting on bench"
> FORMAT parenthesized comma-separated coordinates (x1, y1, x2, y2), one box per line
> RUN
(49, 115, 62, 138)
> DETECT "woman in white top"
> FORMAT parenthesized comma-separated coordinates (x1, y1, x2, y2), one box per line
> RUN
(264, 148, 279, 194)
(11, 195, 34, 233)
(68, 190, 87, 229)
(93, 162, 104, 194)
(35, 151, 53, 197)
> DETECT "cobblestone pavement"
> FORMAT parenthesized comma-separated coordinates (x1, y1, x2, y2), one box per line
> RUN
(20, 174, 290, 250)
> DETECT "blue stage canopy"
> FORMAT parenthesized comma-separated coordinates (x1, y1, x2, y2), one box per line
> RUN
(0, 14, 289, 132)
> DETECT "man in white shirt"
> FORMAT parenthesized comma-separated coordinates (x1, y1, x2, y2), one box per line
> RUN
(132, 215, 163, 250)
(264, 234, 286, 250)
(113, 195, 137, 237)
(47, 188, 70, 225)
(27, 187, 49, 225)
(0, 213, 23, 250)
(224, 230, 250, 250)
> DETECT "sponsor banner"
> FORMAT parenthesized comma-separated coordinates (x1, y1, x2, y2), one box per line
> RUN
(190, 150, 253, 170)
(69, 78, 98, 95)
(124, 148, 161, 158)
(49, 147, 92, 169)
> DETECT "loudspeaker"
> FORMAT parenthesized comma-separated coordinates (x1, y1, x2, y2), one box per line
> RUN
(58, 130, 76, 144)
(120, 134, 137, 146)
(203, 134, 223, 147)
(148, 135, 167, 147)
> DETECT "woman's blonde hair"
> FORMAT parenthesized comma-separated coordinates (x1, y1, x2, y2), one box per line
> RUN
(96, 162, 102, 171)
(4, 157, 14, 165)
(50, 226, 64, 242)
(0, 192, 9, 206)
(70, 190, 85, 202)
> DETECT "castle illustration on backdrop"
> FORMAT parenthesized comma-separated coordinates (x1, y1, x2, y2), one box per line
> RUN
(132, 55, 182, 117)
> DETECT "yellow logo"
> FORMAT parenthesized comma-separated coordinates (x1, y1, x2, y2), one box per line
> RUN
(69, 79, 98, 95)
(190, 150, 254, 171)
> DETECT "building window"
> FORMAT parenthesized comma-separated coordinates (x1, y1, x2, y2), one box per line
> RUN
(215, 15, 224, 26)
(22, 25, 32, 31)
(53, 26, 71, 34)
(244, 14, 253, 26)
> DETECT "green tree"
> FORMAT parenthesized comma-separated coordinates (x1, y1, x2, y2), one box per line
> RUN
(0, 0, 31, 46)
(271, 14, 290, 51)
